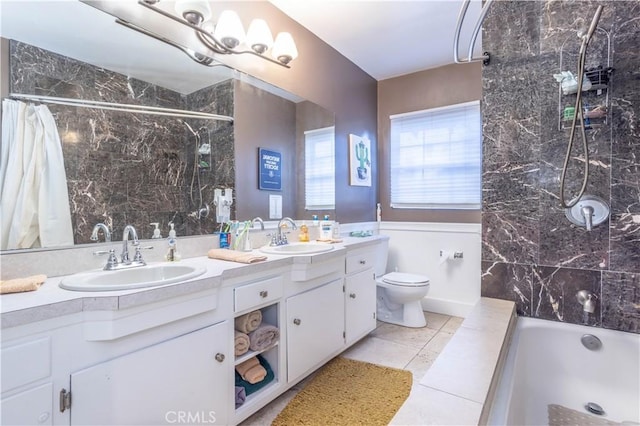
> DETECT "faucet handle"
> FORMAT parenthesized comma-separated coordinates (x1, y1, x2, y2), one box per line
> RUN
(94, 249, 119, 270)
(133, 246, 152, 263)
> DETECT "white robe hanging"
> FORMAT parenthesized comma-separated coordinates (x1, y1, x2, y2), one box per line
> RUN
(0, 99, 74, 250)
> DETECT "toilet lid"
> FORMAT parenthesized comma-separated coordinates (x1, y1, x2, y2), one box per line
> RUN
(382, 272, 430, 287)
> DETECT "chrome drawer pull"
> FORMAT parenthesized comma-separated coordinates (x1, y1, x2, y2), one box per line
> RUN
(259, 290, 268, 298)
(215, 353, 225, 362)
(293, 318, 301, 325)
(349, 293, 356, 299)
(359, 260, 366, 265)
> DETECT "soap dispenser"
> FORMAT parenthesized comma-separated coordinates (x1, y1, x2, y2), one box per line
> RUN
(165, 223, 181, 262)
(320, 215, 332, 240)
(150, 222, 162, 239)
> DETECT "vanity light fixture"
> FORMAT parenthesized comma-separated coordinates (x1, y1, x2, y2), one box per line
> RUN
(137, 0, 298, 68)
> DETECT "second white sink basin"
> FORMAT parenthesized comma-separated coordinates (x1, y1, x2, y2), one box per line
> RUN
(59, 263, 206, 292)
(260, 243, 334, 256)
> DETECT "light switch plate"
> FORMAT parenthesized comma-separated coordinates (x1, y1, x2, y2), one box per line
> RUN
(269, 195, 282, 219)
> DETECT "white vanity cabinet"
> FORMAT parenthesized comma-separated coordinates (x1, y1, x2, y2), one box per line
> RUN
(1, 336, 54, 425)
(344, 246, 378, 345)
(286, 278, 345, 382)
(69, 320, 229, 426)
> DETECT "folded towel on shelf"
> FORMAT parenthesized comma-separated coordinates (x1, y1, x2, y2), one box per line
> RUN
(248, 324, 280, 352)
(207, 249, 267, 264)
(235, 356, 267, 384)
(234, 355, 274, 396)
(234, 386, 246, 408)
(235, 356, 260, 377)
(234, 330, 250, 356)
(0, 274, 47, 295)
(235, 310, 262, 333)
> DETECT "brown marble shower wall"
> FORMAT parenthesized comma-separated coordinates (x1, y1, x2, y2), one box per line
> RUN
(481, 1, 639, 333)
(9, 41, 234, 243)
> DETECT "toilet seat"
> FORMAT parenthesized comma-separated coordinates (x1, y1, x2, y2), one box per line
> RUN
(381, 272, 430, 287)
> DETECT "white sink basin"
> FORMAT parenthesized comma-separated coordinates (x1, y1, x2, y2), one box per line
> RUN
(59, 263, 206, 292)
(260, 243, 334, 256)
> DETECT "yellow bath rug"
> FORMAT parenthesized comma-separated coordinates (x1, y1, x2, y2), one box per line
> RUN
(272, 357, 412, 426)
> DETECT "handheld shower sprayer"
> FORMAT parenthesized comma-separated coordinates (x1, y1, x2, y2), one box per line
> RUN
(559, 6, 608, 223)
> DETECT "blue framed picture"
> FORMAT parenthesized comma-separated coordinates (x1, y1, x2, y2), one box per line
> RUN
(258, 148, 282, 191)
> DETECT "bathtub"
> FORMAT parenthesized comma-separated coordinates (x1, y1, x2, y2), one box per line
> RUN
(488, 317, 640, 425)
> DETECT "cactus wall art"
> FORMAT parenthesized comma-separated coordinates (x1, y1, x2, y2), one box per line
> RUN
(349, 134, 372, 187)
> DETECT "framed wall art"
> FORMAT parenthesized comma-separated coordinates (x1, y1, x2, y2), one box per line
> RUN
(349, 134, 371, 187)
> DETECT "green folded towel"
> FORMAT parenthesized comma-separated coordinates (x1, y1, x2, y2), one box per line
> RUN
(349, 230, 373, 237)
(235, 354, 275, 396)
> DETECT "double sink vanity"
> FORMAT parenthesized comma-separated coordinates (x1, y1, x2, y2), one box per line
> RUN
(0, 235, 385, 425)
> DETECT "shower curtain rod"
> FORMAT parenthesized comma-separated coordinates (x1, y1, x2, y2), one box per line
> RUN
(8, 93, 234, 122)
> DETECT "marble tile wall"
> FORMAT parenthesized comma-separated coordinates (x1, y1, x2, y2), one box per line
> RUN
(481, 1, 639, 333)
(9, 41, 235, 244)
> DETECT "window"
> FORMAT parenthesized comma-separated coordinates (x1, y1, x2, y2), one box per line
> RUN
(390, 101, 481, 210)
(304, 126, 335, 210)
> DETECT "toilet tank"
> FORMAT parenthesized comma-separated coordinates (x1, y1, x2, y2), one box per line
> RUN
(374, 237, 389, 278)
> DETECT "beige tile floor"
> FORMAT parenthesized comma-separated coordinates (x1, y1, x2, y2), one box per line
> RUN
(240, 311, 464, 425)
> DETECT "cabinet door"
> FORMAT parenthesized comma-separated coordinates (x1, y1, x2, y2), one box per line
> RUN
(345, 269, 377, 345)
(286, 279, 344, 382)
(70, 321, 229, 426)
(1, 383, 53, 425)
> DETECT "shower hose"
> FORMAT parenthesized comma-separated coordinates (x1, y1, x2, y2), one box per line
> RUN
(559, 39, 591, 209)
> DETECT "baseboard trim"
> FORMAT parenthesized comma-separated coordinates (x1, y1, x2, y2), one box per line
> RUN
(421, 297, 478, 318)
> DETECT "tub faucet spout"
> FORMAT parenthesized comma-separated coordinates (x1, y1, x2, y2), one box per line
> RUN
(576, 290, 597, 318)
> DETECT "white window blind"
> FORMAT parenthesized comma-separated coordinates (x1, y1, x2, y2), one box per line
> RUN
(390, 100, 481, 210)
(304, 126, 335, 210)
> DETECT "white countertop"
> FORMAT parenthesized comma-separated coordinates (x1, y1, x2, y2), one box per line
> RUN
(0, 236, 384, 329)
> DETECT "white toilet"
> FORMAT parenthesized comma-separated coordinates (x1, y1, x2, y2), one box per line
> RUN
(375, 238, 430, 328)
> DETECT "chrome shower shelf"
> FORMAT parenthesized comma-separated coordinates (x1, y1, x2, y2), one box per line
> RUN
(557, 27, 612, 131)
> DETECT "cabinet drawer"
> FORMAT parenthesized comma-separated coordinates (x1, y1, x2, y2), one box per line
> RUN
(345, 249, 376, 275)
(1, 337, 51, 393)
(234, 276, 283, 313)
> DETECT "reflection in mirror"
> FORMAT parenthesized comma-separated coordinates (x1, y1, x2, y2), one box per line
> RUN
(0, 1, 335, 252)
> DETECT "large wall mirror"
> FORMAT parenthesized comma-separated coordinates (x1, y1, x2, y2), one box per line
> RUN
(0, 1, 335, 252)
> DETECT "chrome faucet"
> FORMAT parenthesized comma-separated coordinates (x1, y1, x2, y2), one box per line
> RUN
(121, 225, 140, 264)
(90, 223, 112, 242)
(93, 225, 150, 271)
(251, 217, 265, 230)
(271, 217, 297, 246)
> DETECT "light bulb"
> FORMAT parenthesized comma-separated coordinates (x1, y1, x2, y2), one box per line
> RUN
(272, 32, 298, 65)
(246, 19, 273, 54)
(175, 0, 211, 25)
(214, 10, 245, 49)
